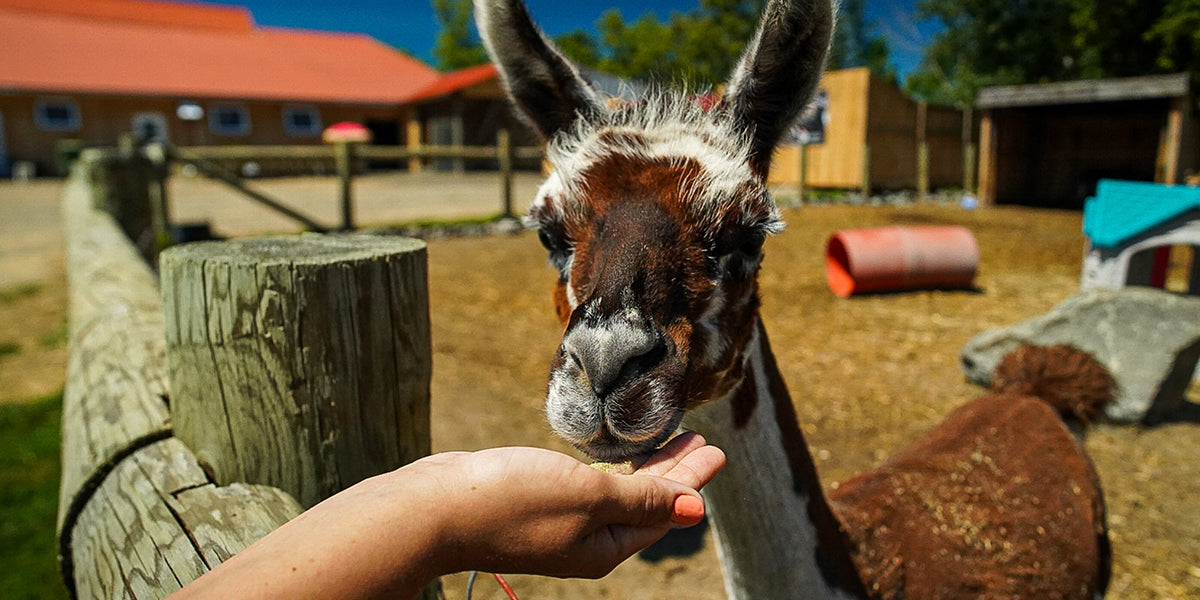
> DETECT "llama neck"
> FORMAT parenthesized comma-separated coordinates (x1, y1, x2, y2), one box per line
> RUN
(684, 321, 867, 600)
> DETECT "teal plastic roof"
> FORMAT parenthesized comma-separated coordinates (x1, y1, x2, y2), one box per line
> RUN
(1083, 179, 1200, 248)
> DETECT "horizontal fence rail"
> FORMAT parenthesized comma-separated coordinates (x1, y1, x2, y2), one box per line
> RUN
(157, 130, 543, 233)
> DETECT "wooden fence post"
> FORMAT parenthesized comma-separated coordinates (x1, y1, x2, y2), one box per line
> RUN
(59, 168, 306, 599)
(861, 143, 872, 198)
(78, 147, 155, 252)
(916, 101, 929, 202)
(796, 143, 809, 205)
(160, 235, 432, 509)
(333, 141, 356, 231)
(498, 128, 514, 219)
(143, 143, 173, 250)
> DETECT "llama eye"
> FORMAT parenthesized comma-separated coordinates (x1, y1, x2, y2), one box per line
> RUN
(538, 228, 570, 254)
(537, 227, 573, 274)
(715, 228, 765, 259)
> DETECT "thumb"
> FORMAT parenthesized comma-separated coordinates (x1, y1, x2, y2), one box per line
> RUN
(602, 475, 707, 530)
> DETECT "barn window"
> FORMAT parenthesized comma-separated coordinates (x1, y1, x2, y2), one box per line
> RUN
(210, 104, 251, 136)
(283, 105, 322, 137)
(34, 99, 82, 132)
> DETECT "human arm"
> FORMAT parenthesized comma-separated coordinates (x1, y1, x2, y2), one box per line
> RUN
(166, 432, 724, 600)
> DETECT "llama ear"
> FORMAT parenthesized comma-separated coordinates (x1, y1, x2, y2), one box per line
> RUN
(722, 0, 835, 178)
(474, 0, 605, 140)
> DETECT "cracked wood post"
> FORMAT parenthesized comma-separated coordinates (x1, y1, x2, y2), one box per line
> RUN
(160, 235, 433, 509)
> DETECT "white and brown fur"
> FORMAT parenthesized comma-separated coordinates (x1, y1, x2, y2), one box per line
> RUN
(475, 0, 1111, 598)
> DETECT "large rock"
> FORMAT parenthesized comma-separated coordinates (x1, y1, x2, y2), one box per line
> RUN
(961, 287, 1200, 423)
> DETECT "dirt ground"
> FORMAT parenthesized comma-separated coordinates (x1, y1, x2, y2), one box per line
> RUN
(1, 175, 1197, 599)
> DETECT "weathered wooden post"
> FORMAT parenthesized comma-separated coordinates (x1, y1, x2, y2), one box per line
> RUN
(962, 106, 977, 194)
(498, 128, 514, 219)
(160, 235, 433, 509)
(325, 122, 373, 231)
(78, 146, 155, 250)
(143, 142, 173, 250)
(796, 143, 809, 205)
(333, 141, 356, 231)
(916, 101, 929, 202)
(861, 143, 872, 199)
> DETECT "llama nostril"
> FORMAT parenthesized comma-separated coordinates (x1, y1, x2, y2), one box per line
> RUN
(961, 356, 976, 372)
(562, 321, 663, 398)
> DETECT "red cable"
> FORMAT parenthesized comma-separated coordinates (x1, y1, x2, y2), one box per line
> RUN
(492, 573, 520, 600)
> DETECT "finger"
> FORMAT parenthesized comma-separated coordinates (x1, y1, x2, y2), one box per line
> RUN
(636, 432, 708, 477)
(595, 473, 682, 530)
(659, 445, 726, 490)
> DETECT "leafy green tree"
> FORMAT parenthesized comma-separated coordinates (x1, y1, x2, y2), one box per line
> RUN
(432, 0, 488, 71)
(905, 0, 1078, 106)
(554, 0, 767, 89)
(905, 0, 1200, 106)
(1145, 0, 1200, 75)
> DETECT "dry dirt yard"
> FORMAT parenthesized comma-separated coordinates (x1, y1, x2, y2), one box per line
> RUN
(1, 176, 1196, 599)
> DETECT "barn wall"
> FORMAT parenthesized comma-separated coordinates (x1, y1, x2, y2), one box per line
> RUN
(0, 92, 404, 175)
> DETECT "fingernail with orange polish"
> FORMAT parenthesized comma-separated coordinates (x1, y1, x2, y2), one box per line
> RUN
(670, 495, 705, 526)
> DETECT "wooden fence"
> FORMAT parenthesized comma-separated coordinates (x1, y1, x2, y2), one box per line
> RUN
(153, 130, 544, 234)
(58, 146, 438, 599)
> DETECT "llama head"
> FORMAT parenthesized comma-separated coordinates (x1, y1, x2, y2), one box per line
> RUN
(476, 0, 834, 460)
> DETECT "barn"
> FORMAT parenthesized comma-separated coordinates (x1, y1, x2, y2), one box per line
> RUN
(975, 73, 1198, 209)
(0, 0, 442, 176)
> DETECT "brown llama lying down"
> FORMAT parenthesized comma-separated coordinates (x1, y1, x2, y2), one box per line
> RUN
(831, 344, 1114, 599)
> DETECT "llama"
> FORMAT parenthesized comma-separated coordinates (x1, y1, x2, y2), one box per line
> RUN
(474, 0, 1112, 598)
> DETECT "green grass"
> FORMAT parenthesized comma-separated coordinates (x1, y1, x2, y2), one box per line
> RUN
(377, 211, 507, 230)
(38, 320, 69, 350)
(0, 342, 20, 358)
(0, 282, 43, 304)
(0, 391, 70, 600)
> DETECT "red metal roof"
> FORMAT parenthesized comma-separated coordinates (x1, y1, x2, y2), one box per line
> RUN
(0, 0, 254, 31)
(408, 64, 499, 104)
(0, 0, 442, 105)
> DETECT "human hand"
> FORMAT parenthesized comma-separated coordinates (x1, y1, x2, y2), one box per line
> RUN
(166, 433, 723, 600)
(415, 431, 725, 579)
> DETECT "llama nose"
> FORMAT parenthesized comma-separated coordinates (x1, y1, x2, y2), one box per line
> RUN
(562, 315, 663, 398)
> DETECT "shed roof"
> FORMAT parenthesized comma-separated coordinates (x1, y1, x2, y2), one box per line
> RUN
(0, 0, 441, 105)
(1084, 179, 1200, 248)
(977, 73, 1192, 109)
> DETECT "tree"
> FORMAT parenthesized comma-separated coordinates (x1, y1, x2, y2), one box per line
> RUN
(905, 0, 1200, 106)
(432, 0, 488, 71)
(904, 0, 1079, 106)
(829, 0, 897, 83)
(554, 0, 767, 89)
(1145, 0, 1200, 76)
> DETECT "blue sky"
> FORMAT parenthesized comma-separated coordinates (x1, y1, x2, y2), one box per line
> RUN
(235, 0, 938, 79)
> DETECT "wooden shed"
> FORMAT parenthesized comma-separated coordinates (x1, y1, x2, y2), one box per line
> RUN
(769, 67, 967, 192)
(976, 73, 1197, 209)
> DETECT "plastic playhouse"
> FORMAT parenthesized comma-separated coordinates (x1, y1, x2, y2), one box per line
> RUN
(1082, 179, 1200, 294)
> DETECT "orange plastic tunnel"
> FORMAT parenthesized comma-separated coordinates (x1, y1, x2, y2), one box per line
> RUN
(825, 226, 979, 297)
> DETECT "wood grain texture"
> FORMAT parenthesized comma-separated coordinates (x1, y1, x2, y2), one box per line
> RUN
(60, 157, 313, 599)
(161, 235, 433, 508)
(59, 163, 172, 536)
(70, 438, 302, 600)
